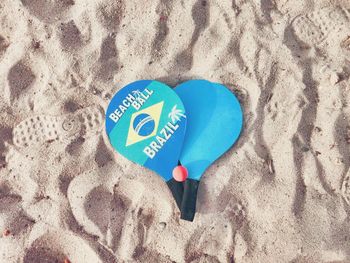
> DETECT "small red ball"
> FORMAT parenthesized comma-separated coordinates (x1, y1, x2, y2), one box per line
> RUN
(172, 165, 188, 182)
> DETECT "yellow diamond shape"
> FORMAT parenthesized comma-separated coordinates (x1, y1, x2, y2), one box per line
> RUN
(126, 102, 163, 146)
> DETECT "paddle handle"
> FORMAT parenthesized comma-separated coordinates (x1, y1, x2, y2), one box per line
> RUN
(180, 179, 200, 221)
(166, 178, 184, 210)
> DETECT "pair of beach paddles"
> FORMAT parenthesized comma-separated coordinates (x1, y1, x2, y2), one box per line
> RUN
(105, 80, 243, 221)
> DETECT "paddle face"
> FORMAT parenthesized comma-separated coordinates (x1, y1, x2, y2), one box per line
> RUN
(105, 80, 187, 181)
(175, 80, 243, 180)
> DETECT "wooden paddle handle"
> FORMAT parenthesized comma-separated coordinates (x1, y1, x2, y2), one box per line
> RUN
(166, 179, 184, 211)
(180, 179, 200, 221)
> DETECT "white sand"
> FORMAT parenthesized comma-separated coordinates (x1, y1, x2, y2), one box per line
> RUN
(1, 0, 350, 262)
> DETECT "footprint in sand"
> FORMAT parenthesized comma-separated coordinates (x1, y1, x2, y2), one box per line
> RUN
(172, 0, 209, 72)
(23, 227, 102, 263)
(117, 198, 175, 262)
(67, 168, 130, 243)
(67, 168, 173, 258)
(7, 60, 36, 102)
(58, 15, 93, 52)
(0, 194, 35, 236)
(96, 34, 119, 82)
(13, 105, 104, 148)
(59, 20, 84, 50)
(20, 0, 75, 23)
(291, 7, 350, 47)
(96, 1, 125, 32)
(185, 220, 234, 262)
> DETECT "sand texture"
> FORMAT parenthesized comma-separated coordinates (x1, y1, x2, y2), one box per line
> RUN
(1, 0, 350, 262)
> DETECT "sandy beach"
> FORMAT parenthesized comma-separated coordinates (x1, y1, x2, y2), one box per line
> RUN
(1, 0, 350, 262)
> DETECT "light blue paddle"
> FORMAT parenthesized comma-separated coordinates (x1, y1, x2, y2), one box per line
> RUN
(175, 80, 243, 221)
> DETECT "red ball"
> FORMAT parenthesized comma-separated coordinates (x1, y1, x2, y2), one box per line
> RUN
(172, 165, 188, 182)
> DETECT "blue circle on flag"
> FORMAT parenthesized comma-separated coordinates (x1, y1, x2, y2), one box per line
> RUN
(133, 113, 155, 136)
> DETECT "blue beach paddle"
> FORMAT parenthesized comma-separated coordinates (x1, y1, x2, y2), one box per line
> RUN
(105, 80, 187, 209)
(175, 80, 243, 221)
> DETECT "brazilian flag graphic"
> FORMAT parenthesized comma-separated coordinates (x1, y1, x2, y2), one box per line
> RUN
(126, 102, 163, 146)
